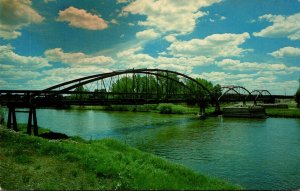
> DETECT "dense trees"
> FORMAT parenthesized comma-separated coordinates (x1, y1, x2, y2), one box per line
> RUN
(110, 74, 221, 106)
(66, 74, 221, 108)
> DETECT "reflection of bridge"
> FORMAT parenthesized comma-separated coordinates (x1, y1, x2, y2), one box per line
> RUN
(0, 68, 293, 135)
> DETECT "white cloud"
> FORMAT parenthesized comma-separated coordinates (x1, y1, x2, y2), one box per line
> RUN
(136, 29, 160, 40)
(220, 16, 226, 20)
(216, 59, 300, 74)
(110, 19, 118, 24)
(191, 71, 298, 95)
(117, 0, 130, 3)
(0, 0, 44, 39)
(0, 79, 7, 86)
(270, 46, 300, 58)
(164, 35, 176, 42)
(116, 46, 213, 73)
(123, 0, 220, 35)
(26, 66, 113, 89)
(253, 13, 300, 40)
(0, 45, 50, 69)
(44, 48, 115, 66)
(167, 32, 250, 58)
(0, 69, 41, 80)
(44, 0, 56, 3)
(216, 59, 287, 71)
(57, 6, 108, 30)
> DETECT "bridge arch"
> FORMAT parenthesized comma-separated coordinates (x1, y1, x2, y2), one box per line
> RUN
(215, 85, 252, 113)
(39, 69, 214, 102)
(217, 85, 252, 103)
(247, 90, 272, 104)
(43, 69, 212, 96)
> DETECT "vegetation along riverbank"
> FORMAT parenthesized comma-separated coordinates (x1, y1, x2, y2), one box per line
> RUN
(0, 126, 240, 190)
(70, 102, 300, 118)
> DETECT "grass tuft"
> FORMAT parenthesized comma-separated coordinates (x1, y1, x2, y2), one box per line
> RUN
(0, 128, 241, 190)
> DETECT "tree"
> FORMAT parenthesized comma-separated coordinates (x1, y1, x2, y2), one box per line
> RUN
(71, 85, 89, 100)
(296, 78, 300, 108)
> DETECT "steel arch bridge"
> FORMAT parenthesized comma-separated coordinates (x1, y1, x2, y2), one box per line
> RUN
(247, 90, 273, 104)
(214, 86, 276, 113)
(218, 85, 252, 103)
(0, 68, 214, 135)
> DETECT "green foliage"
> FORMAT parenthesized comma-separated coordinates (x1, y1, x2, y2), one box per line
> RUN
(266, 108, 300, 118)
(157, 103, 173, 114)
(0, 129, 240, 190)
(70, 85, 89, 100)
(104, 104, 158, 112)
(295, 79, 300, 108)
(110, 74, 221, 105)
(157, 103, 197, 114)
(0, 106, 4, 125)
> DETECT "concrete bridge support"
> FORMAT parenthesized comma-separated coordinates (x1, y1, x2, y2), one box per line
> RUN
(27, 106, 38, 136)
(7, 106, 18, 131)
(5, 104, 38, 136)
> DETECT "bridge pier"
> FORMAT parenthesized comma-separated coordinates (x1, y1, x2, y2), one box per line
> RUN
(27, 106, 38, 136)
(7, 106, 18, 131)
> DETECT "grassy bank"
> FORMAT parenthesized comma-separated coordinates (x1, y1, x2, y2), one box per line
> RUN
(0, 128, 240, 190)
(266, 108, 300, 118)
(71, 103, 217, 115)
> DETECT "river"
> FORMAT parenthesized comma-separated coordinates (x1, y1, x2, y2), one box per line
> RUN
(11, 109, 300, 189)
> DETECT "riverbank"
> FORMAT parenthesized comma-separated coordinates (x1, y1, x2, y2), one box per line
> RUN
(70, 103, 300, 118)
(265, 108, 300, 118)
(0, 128, 240, 190)
(70, 103, 216, 115)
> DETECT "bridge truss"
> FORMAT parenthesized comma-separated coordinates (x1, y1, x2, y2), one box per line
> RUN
(0, 69, 213, 135)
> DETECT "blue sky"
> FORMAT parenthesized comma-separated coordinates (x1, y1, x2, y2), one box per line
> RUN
(0, 0, 299, 95)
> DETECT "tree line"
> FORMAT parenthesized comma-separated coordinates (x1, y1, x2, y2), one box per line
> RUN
(71, 74, 222, 105)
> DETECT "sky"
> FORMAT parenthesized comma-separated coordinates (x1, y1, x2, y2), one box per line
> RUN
(0, 0, 299, 95)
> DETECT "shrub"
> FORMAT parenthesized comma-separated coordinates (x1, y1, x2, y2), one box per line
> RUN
(295, 88, 300, 108)
(157, 104, 172, 114)
(296, 79, 300, 108)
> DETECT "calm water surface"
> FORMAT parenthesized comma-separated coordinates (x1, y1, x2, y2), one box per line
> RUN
(14, 109, 300, 189)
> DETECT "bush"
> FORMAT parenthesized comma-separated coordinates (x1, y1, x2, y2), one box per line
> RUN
(157, 104, 172, 114)
(295, 89, 300, 108)
(0, 106, 4, 125)
(157, 104, 189, 114)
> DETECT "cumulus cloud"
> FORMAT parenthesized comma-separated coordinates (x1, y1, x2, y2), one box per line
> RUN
(216, 59, 300, 74)
(44, 0, 56, 3)
(0, 45, 50, 69)
(0, 44, 48, 87)
(117, 0, 130, 3)
(136, 29, 160, 40)
(44, 48, 115, 66)
(253, 13, 300, 40)
(0, 0, 44, 39)
(122, 0, 220, 35)
(216, 59, 287, 71)
(164, 35, 176, 42)
(270, 46, 300, 58)
(191, 71, 298, 95)
(116, 46, 213, 73)
(57, 6, 108, 30)
(167, 32, 250, 58)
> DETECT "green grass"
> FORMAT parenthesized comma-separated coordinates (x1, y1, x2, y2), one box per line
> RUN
(0, 128, 240, 190)
(266, 108, 300, 118)
(70, 103, 217, 115)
